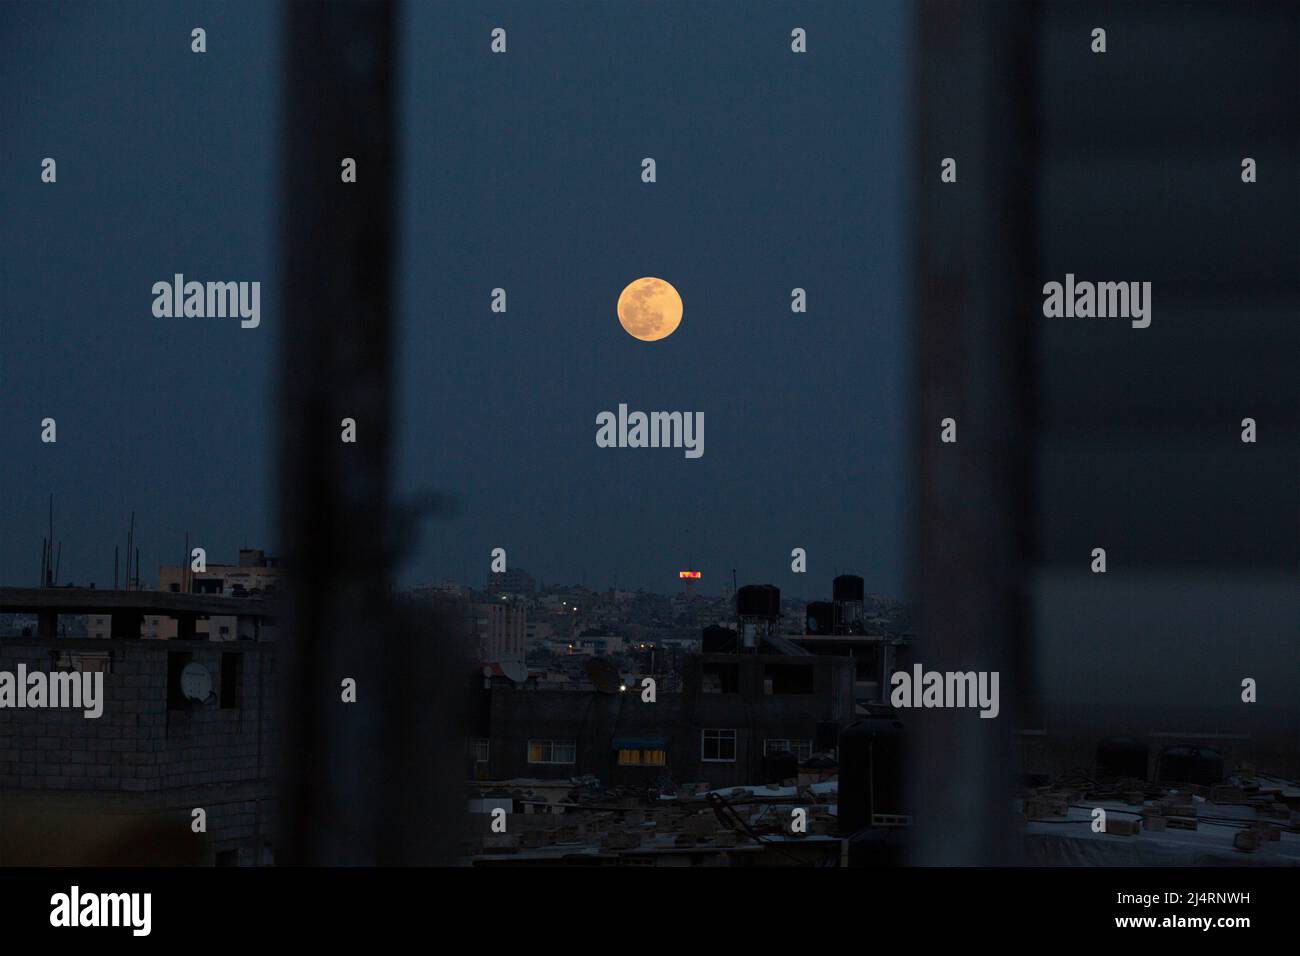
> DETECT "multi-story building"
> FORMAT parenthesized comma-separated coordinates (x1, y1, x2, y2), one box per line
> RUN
(524, 620, 553, 647)
(84, 550, 281, 641)
(150, 549, 282, 640)
(486, 567, 536, 595)
(469, 649, 854, 790)
(472, 600, 526, 664)
(0, 592, 277, 866)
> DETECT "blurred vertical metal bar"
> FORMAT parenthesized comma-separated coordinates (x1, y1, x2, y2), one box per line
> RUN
(276, 0, 399, 865)
(910, 1, 1040, 864)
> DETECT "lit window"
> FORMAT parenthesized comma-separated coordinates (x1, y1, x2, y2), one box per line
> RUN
(466, 739, 490, 764)
(617, 748, 666, 767)
(701, 729, 737, 762)
(527, 739, 576, 765)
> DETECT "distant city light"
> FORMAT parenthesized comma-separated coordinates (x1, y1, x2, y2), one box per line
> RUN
(619, 683, 627, 692)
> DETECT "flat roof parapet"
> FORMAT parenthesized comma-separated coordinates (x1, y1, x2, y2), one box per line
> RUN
(0, 586, 282, 619)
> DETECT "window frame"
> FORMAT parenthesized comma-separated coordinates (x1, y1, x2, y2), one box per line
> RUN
(700, 728, 737, 763)
(617, 747, 666, 767)
(763, 738, 813, 761)
(526, 738, 577, 765)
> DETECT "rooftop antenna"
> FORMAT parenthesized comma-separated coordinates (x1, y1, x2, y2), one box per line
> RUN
(54, 542, 62, 585)
(126, 511, 135, 592)
(114, 546, 119, 590)
(40, 496, 55, 587)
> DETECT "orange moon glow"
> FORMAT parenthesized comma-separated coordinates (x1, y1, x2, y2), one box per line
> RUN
(617, 277, 683, 342)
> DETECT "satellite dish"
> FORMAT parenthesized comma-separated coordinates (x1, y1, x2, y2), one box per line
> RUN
(180, 662, 212, 702)
(500, 660, 528, 683)
(585, 658, 622, 694)
(482, 665, 494, 678)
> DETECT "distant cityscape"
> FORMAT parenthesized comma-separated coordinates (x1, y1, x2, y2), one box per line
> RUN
(3, 549, 1295, 867)
(0, 547, 918, 865)
(0, 548, 919, 703)
(417, 564, 912, 687)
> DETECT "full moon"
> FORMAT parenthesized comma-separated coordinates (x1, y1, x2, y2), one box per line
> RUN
(617, 277, 683, 341)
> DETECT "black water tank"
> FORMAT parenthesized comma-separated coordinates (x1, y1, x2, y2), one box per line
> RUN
(805, 601, 835, 634)
(832, 575, 865, 603)
(1095, 736, 1148, 782)
(701, 625, 738, 654)
(1157, 746, 1224, 786)
(736, 584, 780, 618)
(838, 716, 905, 834)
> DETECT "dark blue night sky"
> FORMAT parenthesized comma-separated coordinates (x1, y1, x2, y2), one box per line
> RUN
(2, 1, 909, 599)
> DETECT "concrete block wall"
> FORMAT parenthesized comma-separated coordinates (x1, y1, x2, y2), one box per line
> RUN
(0, 637, 277, 865)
